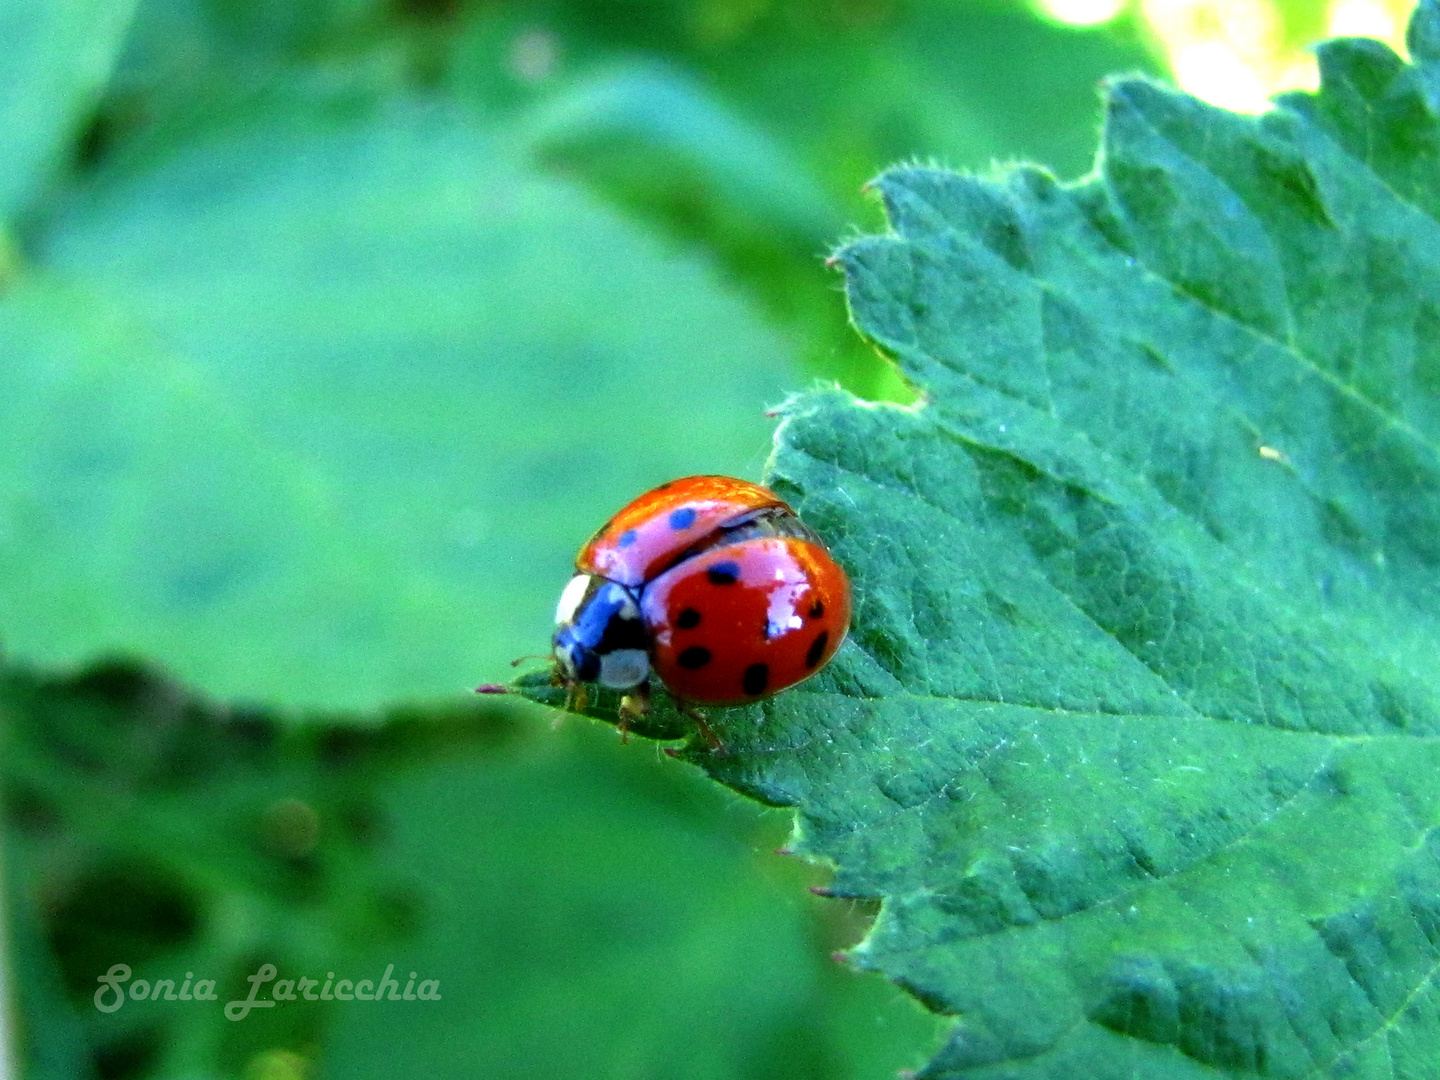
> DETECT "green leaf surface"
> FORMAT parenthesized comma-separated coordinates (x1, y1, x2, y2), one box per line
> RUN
(524, 4, 1440, 1076)
(0, 101, 795, 709)
(0, 0, 138, 220)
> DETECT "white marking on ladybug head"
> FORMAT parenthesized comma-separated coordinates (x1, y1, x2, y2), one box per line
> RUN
(599, 648, 649, 689)
(554, 640, 578, 678)
(555, 574, 592, 625)
(616, 592, 639, 621)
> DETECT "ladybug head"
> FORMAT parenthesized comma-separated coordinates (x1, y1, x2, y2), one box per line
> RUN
(552, 574, 651, 690)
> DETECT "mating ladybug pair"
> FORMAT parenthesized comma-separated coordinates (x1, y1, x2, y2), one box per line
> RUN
(551, 476, 851, 749)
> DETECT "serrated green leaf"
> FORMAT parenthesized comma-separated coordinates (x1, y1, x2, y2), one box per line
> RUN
(0, 102, 794, 708)
(522, 4, 1440, 1076)
(0, 0, 138, 219)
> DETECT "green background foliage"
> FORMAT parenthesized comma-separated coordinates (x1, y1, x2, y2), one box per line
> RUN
(12, 0, 1428, 1078)
(1, 0, 1162, 1076)
(523, 3, 1440, 1076)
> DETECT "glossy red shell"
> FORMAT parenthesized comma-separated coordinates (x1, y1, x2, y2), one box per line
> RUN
(567, 475, 850, 706)
(577, 476, 786, 588)
(641, 538, 850, 705)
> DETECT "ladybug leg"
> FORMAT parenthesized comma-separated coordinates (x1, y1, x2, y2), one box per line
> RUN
(564, 680, 589, 713)
(670, 695, 724, 753)
(617, 679, 651, 744)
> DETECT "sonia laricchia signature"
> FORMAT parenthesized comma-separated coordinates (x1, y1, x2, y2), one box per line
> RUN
(94, 962, 442, 1020)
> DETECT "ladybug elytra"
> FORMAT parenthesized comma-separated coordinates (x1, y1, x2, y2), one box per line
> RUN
(552, 476, 851, 748)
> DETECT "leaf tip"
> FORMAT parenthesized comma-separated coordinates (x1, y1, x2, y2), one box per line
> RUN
(1409, 0, 1440, 63)
(1100, 73, 1169, 121)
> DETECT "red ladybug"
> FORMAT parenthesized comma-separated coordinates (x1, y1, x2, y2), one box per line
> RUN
(552, 476, 850, 748)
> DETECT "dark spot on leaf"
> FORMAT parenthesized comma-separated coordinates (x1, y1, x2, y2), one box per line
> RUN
(1321, 499, 1370, 560)
(95, 1030, 162, 1080)
(676, 608, 701, 629)
(1255, 142, 1335, 228)
(806, 631, 829, 669)
(985, 591, 1024, 626)
(1319, 764, 1357, 797)
(5, 781, 60, 833)
(617, 529, 638, 547)
(742, 663, 769, 696)
(69, 659, 162, 710)
(678, 646, 712, 669)
(1089, 957, 1180, 1046)
(49, 862, 202, 997)
(809, 599, 825, 619)
(75, 109, 119, 170)
(1373, 680, 1413, 729)
(707, 561, 740, 585)
(1140, 344, 1175, 373)
(668, 506, 698, 530)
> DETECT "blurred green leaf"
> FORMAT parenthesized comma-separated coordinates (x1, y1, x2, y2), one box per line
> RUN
(3, 659, 440, 1078)
(114, 0, 388, 70)
(524, 4, 1440, 1076)
(452, 0, 1157, 186)
(3, 659, 941, 1079)
(54, 1, 1161, 403)
(0, 101, 796, 709)
(0, 0, 139, 220)
(520, 59, 842, 250)
(5, 840, 97, 1080)
(446, 0, 1160, 397)
(323, 723, 942, 1080)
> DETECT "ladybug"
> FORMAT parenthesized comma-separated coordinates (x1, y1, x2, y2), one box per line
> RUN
(552, 476, 850, 748)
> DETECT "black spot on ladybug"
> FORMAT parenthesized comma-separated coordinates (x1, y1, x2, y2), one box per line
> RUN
(678, 646, 712, 669)
(668, 506, 698, 530)
(809, 599, 825, 619)
(617, 529, 638, 547)
(742, 663, 769, 696)
(596, 599, 648, 653)
(676, 608, 702, 630)
(706, 561, 740, 585)
(805, 631, 829, 669)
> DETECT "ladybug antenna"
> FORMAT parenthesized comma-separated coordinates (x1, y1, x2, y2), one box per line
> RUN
(509, 654, 552, 669)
